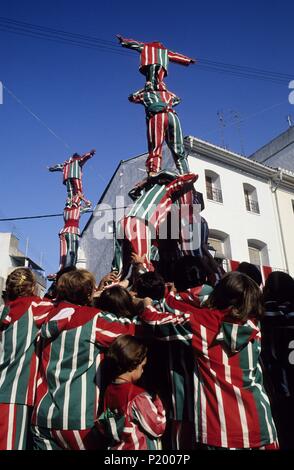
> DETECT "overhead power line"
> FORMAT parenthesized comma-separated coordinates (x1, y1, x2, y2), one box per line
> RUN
(0, 206, 136, 222)
(0, 16, 292, 85)
(3, 85, 72, 149)
(0, 213, 65, 221)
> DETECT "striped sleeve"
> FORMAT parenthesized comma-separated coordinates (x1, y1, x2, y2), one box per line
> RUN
(141, 306, 192, 344)
(131, 393, 166, 437)
(31, 300, 54, 327)
(79, 152, 93, 167)
(48, 164, 64, 172)
(95, 313, 138, 347)
(167, 50, 195, 65)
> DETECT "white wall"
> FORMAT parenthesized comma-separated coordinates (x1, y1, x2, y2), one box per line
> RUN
(0, 233, 12, 278)
(188, 154, 286, 270)
(275, 188, 294, 276)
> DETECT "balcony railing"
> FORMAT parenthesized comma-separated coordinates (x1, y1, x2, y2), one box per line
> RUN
(206, 186, 223, 203)
(245, 198, 260, 214)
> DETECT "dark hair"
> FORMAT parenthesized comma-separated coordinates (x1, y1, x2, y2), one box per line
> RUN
(56, 269, 96, 306)
(106, 335, 147, 379)
(6, 268, 36, 301)
(95, 285, 136, 318)
(173, 255, 207, 291)
(263, 271, 294, 304)
(134, 272, 165, 300)
(206, 271, 264, 321)
(236, 262, 262, 286)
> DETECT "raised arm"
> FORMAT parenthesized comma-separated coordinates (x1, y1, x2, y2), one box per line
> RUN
(79, 149, 96, 167)
(95, 312, 141, 347)
(141, 304, 192, 345)
(116, 35, 144, 52)
(168, 49, 196, 66)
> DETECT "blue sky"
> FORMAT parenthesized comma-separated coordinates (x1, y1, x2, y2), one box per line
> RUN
(0, 0, 293, 275)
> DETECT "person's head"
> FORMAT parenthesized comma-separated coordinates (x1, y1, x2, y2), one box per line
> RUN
(95, 285, 137, 318)
(56, 269, 96, 306)
(206, 271, 264, 321)
(173, 255, 207, 291)
(44, 266, 78, 300)
(106, 335, 148, 383)
(263, 271, 294, 304)
(5, 268, 36, 301)
(134, 272, 165, 301)
(236, 262, 262, 287)
(72, 152, 80, 159)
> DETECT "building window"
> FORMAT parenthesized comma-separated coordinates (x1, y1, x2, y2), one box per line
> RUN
(243, 183, 260, 214)
(205, 170, 223, 203)
(247, 239, 269, 267)
(208, 229, 232, 260)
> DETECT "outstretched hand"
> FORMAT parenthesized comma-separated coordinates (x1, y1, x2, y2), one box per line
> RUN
(131, 253, 145, 265)
(116, 34, 123, 42)
(143, 297, 153, 308)
(97, 271, 120, 291)
(90, 149, 96, 156)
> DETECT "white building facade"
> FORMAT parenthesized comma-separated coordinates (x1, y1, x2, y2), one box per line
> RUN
(0, 232, 46, 304)
(186, 137, 294, 278)
(80, 137, 294, 281)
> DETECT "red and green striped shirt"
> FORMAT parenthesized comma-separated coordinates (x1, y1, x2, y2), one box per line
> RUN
(0, 297, 53, 406)
(98, 382, 166, 450)
(119, 37, 194, 76)
(141, 305, 277, 448)
(32, 303, 142, 430)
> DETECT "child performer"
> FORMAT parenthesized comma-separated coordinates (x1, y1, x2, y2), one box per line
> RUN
(48, 149, 95, 206)
(31, 270, 141, 450)
(0, 268, 53, 450)
(141, 272, 278, 450)
(129, 82, 189, 176)
(97, 335, 166, 450)
(117, 35, 195, 88)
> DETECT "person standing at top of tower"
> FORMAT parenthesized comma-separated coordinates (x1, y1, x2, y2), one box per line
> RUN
(117, 35, 195, 87)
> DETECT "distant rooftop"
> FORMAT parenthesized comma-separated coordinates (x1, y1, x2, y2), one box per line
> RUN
(249, 126, 294, 171)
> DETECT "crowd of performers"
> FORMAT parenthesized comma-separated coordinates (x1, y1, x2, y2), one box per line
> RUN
(1, 258, 294, 450)
(1, 35, 293, 452)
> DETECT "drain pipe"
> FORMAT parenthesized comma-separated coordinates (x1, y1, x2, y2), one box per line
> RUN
(270, 169, 289, 272)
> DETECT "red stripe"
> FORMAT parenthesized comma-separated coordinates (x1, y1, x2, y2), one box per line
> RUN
(0, 404, 10, 449)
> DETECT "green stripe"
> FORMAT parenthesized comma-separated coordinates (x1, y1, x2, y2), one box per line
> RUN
(37, 317, 101, 429)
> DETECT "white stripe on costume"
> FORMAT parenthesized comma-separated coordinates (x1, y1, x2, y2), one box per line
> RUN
(63, 326, 82, 429)
(233, 385, 249, 447)
(47, 330, 67, 428)
(73, 430, 86, 450)
(18, 405, 28, 450)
